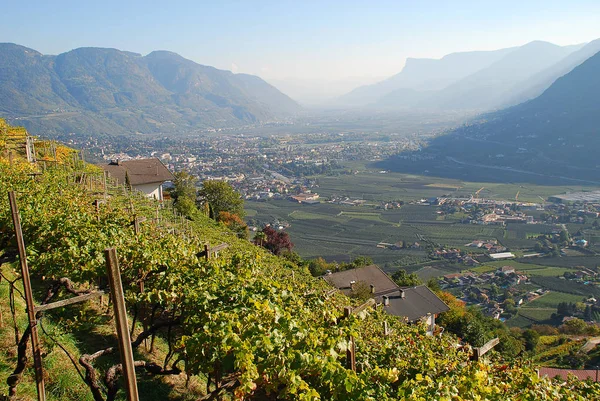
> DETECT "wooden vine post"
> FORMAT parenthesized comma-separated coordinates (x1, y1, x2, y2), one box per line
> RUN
(8, 191, 46, 401)
(105, 247, 140, 401)
(343, 306, 356, 372)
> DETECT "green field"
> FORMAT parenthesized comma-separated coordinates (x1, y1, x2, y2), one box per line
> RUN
(316, 168, 598, 203)
(467, 265, 497, 273)
(485, 260, 579, 277)
(507, 292, 581, 328)
(248, 199, 504, 269)
(516, 308, 555, 323)
(246, 171, 600, 278)
(522, 291, 585, 308)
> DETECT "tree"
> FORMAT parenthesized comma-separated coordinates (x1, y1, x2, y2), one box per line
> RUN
(308, 257, 331, 277)
(522, 329, 540, 352)
(171, 171, 198, 218)
(261, 226, 293, 255)
(391, 269, 422, 287)
(504, 298, 517, 315)
(489, 283, 501, 298)
(218, 211, 248, 238)
(350, 280, 372, 301)
(198, 180, 245, 220)
(496, 331, 524, 358)
(559, 318, 588, 335)
(584, 305, 593, 322)
(426, 277, 441, 293)
(350, 256, 373, 268)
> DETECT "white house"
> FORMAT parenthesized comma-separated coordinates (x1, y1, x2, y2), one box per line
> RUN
(102, 158, 174, 201)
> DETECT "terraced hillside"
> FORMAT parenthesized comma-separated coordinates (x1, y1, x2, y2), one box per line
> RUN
(1, 125, 599, 399)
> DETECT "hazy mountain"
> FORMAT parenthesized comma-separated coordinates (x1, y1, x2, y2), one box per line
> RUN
(378, 49, 600, 183)
(501, 38, 600, 107)
(268, 76, 385, 106)
(0, 44, 300, 136)
(423, 41, 583, 111)
(372, 87, 435, 110)
(341, 41, 584, 111)
(337, 47, 517, 106)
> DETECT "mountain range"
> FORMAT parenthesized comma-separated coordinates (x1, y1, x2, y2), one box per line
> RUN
(338, 40, 598, 114)
(0, 43, 300, 136)
(376, 48, 600, 184)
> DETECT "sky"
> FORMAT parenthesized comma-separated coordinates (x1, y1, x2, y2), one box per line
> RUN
(2, 0, 599, 81)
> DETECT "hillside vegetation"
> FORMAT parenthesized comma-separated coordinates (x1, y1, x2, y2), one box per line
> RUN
(0, 43, 299, 136)
(378, 49, 600, 184)
(1, 126, 599, 399)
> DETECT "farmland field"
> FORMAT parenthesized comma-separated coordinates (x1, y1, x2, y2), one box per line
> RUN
(518, 256, 600, 269)
(248, 198, 504, 269)
(530, 276, 600, 297)
(523, 292, 585, 308)
(515, 308, 555, 323)
(316, 169, 599, 203)
(245, 170, 600, 279)
(506, 290, 586, 328)
(485, 260, 579, 277)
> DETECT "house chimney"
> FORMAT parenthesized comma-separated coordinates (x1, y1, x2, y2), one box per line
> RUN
(370, 284, 375, 294)
(400, 289, 405, 299)
(383, 295, 390, 306)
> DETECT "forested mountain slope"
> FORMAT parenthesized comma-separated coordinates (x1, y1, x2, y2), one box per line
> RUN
(0, 43, 300, 136)
(378, 50, 600, 184)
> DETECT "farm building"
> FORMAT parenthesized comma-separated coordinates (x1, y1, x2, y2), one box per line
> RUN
(101, 158, 174, 201)
(489, 252, 515, 260)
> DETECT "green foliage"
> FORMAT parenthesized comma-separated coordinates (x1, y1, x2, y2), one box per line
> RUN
(391, 269, 422, 287)
(308, 257, 331, 277)
(426, 277, 441, 292)
(0, 44, 299, 136)
(198, 180, 245, 220)
(349, 281, 372, 301)
(348, 255, 373, 268)
(495, 330, 524, 358)
(171, 171, 198, 217)
(522, 329, 540, 352)
(2, 158, 600, 400)
(559, 318, 600, 336)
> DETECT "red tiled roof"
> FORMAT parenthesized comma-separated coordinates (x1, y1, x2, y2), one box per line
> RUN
(539, 367, 599, 382)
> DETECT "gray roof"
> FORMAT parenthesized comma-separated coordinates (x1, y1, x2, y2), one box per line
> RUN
(323, 265, 398, 296)
(377, 286, 450, 322)
(101, 158, 174, 186)
(323, 265, 449, 321)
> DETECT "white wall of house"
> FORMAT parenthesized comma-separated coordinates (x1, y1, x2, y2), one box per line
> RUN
(424, 314, 436, 335)
(133, 182, 163, 200)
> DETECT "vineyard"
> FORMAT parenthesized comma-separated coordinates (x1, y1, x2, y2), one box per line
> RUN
(1, 134, 600, 399)
(249, 199, 507, 268)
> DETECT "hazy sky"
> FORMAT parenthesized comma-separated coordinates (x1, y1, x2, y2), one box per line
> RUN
(2, 0, 599, 81)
